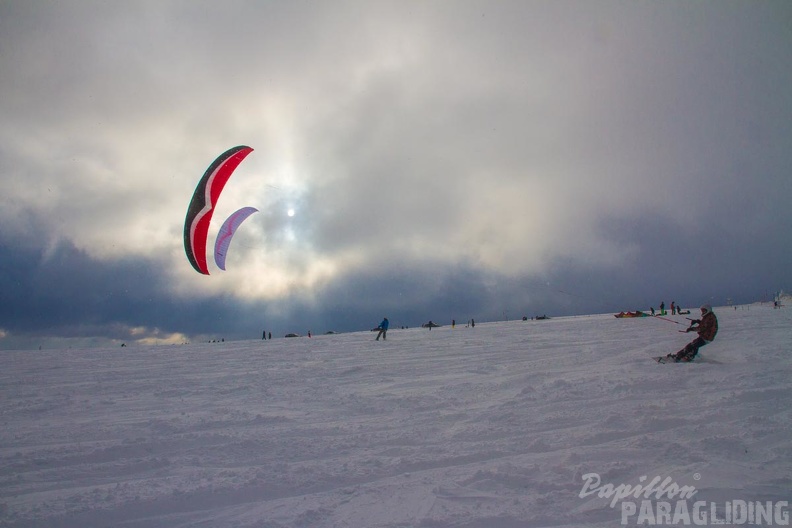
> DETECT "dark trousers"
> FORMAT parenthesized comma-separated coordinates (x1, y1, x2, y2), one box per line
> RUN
(671, 336, 708, 362)
(376, 329, 387, 340)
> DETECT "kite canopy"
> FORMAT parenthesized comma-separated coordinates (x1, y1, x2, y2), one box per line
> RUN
(214, 206, 259, 271)
(184, 146, 253, 274)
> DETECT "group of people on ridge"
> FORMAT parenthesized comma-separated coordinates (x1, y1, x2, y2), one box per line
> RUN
(374, 305, 719, 364)
(651, 301, 689, 316)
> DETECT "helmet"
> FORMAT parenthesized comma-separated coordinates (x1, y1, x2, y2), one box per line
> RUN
(700, 304, 712, 315)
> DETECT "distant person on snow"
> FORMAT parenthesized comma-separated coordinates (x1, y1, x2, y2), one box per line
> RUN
(665, 304, 718, 362)
(375, 317, 389, 341)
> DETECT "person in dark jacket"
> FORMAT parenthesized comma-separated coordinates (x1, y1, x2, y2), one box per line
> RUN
(666, 304, 718, 362)
(375, 317, 389, 341)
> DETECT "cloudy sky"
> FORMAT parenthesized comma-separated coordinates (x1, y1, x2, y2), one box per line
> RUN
(1, 1, 790, 349)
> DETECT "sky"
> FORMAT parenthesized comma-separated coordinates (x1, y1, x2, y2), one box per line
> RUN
(1, 0, 790, 349)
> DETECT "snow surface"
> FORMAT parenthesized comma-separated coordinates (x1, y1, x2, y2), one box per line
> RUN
(1, 305, 791, 527)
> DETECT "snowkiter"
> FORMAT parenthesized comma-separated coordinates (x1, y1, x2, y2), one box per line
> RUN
(375, 317, 389, 341)
(666, 304, 718, 362)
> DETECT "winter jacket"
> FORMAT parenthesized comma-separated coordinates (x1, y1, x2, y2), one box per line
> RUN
(696, 311, 718, 342)
(379, 318, 389, 331)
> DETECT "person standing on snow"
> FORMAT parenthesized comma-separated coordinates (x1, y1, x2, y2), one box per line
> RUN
(665, 304, 718, 362)
(375, 317, 389, 341)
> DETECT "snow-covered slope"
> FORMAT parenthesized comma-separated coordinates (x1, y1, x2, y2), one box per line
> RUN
(2, 305, 790, 527)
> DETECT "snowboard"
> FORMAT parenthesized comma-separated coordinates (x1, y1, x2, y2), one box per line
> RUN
(654, 356, 705, 364)
(654, 356, 671, 364)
